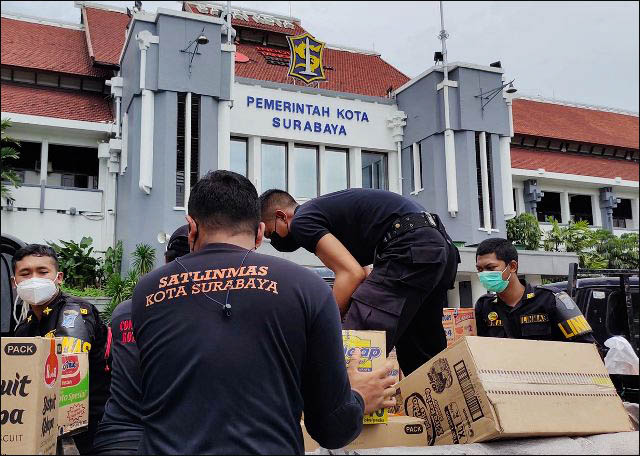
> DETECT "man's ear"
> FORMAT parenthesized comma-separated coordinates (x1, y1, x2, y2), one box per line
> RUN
(185, 215, 197, 249)
(55, 271, 64, 285)
(275, 209, 286, 220)
(255, 222, 265, 250)
(510, 260, 518, 274)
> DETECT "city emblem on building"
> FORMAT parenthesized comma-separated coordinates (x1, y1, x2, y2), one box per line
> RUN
(286, 32, 327, 84)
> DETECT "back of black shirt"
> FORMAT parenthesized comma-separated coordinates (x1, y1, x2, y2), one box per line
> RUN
(290, 188, 425, 265)
(93, 299, 143, 449)
(131, 243, 364, 454)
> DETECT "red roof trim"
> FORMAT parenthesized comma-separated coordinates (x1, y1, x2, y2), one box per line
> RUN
(511, 147, 639, 182)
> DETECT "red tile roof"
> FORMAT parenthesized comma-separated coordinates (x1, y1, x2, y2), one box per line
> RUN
(1, 83, 112, 123)
(183, 2, 307, 35)
(513, 98, 639, 150)
(511, 147, 639, 182)
(83, 7, 130, 66)
(235, 43, 409, 97)
(0, 17, 111, 78)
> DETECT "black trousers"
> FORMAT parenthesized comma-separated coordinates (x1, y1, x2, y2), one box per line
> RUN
(343, 222, 459, 376)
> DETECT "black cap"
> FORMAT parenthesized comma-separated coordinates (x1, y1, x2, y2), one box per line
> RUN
(166, 225, 190, 258)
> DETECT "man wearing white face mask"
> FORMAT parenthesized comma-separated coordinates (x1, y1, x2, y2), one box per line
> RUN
(12, 244, 111, 454)
(474, 238, 597, 345)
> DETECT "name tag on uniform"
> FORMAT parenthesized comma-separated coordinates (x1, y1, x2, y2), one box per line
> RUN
(520, 313, 549, 324)
(487, 311, 503, 327)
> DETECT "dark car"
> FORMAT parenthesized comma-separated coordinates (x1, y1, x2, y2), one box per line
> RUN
(1, 233, 27, 337)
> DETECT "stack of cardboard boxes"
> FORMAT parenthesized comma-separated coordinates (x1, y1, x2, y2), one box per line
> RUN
(1, 337, 90, 455)
(442, 307, 477, 346)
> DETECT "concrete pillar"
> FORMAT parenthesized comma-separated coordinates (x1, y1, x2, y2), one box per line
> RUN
(523, 179, 543, 216)
(592, 194, 602, 227)
(217, 100, 231, 171)
(39, 139, 49, 184)
(247, 136, 261, 193)
(470, 273, 487, 306)
(500, 136, 515, 219)
(631, 197, 640, 230)
(318, 144, 326, 195)
(388, 147, 400, 194)
(349, 147, 362, 188)
(560, 191, 571, 224)
(516, 186, 525, 215)
(287, 140, 295, 194)
(447, 281, 460, 309)
(600, 187, 617, 232)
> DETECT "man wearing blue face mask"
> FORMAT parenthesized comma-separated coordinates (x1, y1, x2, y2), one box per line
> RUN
(12, 244, 111, 454)
(474, 238, 596, 344)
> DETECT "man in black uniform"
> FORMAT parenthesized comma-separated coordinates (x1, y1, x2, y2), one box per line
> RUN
(131, 171, 396, 454)
(12, 244, 111, 454)
(474, 238, 596, 344)
(259, 188, 459, 375)
(93, 226, 190, 455)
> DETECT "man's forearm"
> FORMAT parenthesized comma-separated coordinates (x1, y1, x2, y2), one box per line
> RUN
(333, 270, 366, 316)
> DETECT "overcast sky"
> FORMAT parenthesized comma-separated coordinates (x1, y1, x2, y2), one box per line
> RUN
(2, 1, 638, 112)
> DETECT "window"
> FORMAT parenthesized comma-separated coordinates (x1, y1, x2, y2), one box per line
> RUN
(7, 141, 41, 185)
(1, 67, 12, 80)
(239, 28, 264, 44)
(82, 79, 103, 92)
(13, 70, 35, 84)
(362, 152, 387, 190)
(291, 144, 318, 199)
(261, 141, 287, 191)
(613, 198, 633, 228)
(267, 33, 288, 48)
(569, 194, 593, 225)
(324, 148, 348, 194)
(48, 144, 99, 189)
(230, 137, 248, 177)
(37, 73, 59, 87)
(176, 93, 201, 206)
(536, 191, 562, 222)
(475, 132, 496, 228)
(60, 76, 81, 90)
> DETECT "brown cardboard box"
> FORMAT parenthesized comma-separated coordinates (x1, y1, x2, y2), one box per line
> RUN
(301, 416, 431, 452)
(57, 352, 89, 436)
(1, 337, 63, 455)
(342, 330, 389, 424)
(394, 336, 634, 446)
(442, 308, 477, 347)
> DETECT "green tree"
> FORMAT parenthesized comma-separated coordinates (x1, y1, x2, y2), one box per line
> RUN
(47, 237, 102, 289)
(506, 213, 542, 250)
(1, 118, 21, 200)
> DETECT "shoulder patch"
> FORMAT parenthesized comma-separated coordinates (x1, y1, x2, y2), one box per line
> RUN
(526, 292, 535, 299)
(555, 291, 576, 310)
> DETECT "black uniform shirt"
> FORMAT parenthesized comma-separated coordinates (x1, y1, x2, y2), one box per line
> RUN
(131, 243, 364, 455)
(93, 299, 143, 449)
(475, 281, 596, 343)
(14, 293, 112, 427)
(290, 188, 424, 266)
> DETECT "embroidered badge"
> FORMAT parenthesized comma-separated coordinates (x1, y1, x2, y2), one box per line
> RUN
(80, 308, 88, 315)
(526, 292, 535, 299)
(488, 312, 498, 321)
(43, 307, 52, 316)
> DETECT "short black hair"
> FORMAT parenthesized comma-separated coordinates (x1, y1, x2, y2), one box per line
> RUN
(12, 244, 59, 273)
(476, 238, 518, 264)
(187, 170, 260, 236)
(259, 189, 298, 220)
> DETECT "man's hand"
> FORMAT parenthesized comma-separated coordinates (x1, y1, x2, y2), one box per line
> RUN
(347, 348, 397, 415)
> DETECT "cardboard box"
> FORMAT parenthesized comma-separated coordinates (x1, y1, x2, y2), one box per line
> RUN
(442, 308, 477, 347)
(1, 337, 62, 455)
(57, 352, 89, 436)
(342, 330, 389, 424)
(393, 336, 633, 446)
(301, 416, 431, 452)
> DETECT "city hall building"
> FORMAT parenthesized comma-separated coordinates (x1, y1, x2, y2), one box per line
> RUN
(2, 1, 638, 307)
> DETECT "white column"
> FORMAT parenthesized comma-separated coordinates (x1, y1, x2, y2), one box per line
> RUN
(287, 140, 295, 194)
(516, 186, 525, 215)
(349, 147, 362, 188)
(479, 132, 491, 232)
(40, 139, 49, 185)
(139, 89, 154, 194)
(120, 112, 128, 175)
(247, 136, 261, 193)
(318, 144, 326, 195)
(500, 136, 515, 219)
(560, 191, 570, 224)
(470, 273, 487, 307)
(184, 92, 192, 212)
(447, 281, 460, 309)
(217, 101, 231, 171)
(387, 148, 400, 194)
(412, 143, 422, 192)
(444, 129, 458, 217)
(592, 194, 602, 227)
(632, 197, 640, 230)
